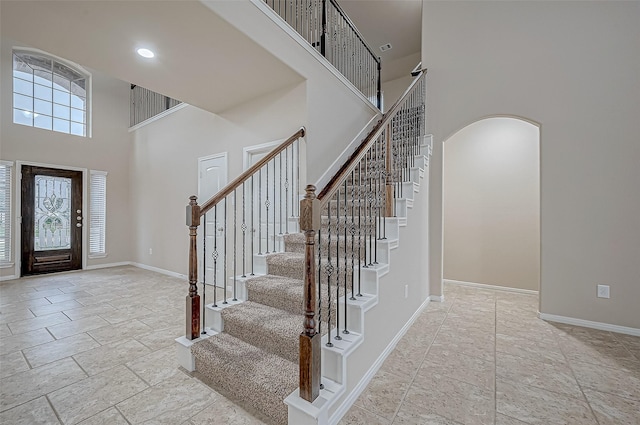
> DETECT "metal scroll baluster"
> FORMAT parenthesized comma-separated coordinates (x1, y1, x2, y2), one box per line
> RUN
(266, 160, 270, 254)
(382, 131, 387, 240)
(343, 178, 350, 335)
(223, 198, 228, 304)
(357, 158, 363, 296)
(317, 225, 322, 336)
(273, 159, 277, 248)
(350, 170, 356, 301)
(233, 189, 238, 301)
(326, 199, 333, 347)
(285, 147, 289, 234)
(251, 176, 255, 276)
(213, 205, 218, 307)
(202, 212, 207, 335)
(374, 139, 379, 265)
(367, 147, 374, 266)
(296, 140, 300, 217)
(279, 152, 283, 236)
(334, 189, 341, 341)
(242, 182, 246, 278)
(258, 169, 263, 255)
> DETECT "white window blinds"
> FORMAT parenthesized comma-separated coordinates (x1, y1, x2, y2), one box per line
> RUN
(0, 162, 12, 264)
(89, 170, 107, 255)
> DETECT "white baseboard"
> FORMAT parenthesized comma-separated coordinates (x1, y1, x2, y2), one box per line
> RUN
(444, 279, 538, 295)
(538, 312, 640, 337)
(328, 296, 431, 425)
(0, 274, 18, 282)
(429, 295, 445, 302)
(85, 261, 132, 271)
(130, 262, 188, 280)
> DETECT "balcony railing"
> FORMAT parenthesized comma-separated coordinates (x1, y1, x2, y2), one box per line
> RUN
(130, 85, 182, 127)
(264, 0, 382, 109)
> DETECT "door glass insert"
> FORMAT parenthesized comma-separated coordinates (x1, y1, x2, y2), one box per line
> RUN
(34, 175, 72, 250)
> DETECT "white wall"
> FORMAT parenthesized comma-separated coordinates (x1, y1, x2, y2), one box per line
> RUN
(129, 83, 306, 275)
(423, 1, 640, 328)
(205, 0, 380, 187)
(444, 118, 540, 291)
(0, 38, 132, 279)
(382, 75, 413, 112)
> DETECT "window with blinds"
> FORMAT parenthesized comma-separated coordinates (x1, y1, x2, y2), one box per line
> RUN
(0, 162, 12, 264)
(89, 170, 107, 256)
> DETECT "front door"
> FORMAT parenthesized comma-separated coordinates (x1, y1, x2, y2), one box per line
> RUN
(21, 166, 83, 276)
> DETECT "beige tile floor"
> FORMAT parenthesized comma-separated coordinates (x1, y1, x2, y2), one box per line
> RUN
(340, 284, 640, 425)
(1, 267, 639, 425)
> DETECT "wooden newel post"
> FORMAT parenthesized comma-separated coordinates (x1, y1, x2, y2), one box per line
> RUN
(299, 185, 321, 402)
(186, 196, 201, 340)
(385, 123, 394, 217)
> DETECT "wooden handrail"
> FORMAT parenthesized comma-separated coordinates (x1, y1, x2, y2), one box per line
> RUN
(198, 128, 305, 216)
(316, 70, 426, 204)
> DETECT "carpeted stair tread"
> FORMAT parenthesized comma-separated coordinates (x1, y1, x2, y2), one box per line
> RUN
(266, 252, 304, 279)
(221, 301, 301, 363)
(191, 332, 296, 425)
(246, 275, 304, 315)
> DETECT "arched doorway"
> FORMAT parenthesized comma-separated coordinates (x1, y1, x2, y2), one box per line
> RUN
(442, 117, 540, 292)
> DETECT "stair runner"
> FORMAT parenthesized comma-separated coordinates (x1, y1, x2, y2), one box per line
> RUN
(191, 208, 361, 424)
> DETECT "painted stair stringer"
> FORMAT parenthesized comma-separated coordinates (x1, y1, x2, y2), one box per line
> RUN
(284, 142, 432, 425)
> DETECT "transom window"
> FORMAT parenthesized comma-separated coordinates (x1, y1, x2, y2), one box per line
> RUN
(13, 50, 90, 137)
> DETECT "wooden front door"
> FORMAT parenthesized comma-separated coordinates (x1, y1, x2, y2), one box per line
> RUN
(21, 166, 83, 276)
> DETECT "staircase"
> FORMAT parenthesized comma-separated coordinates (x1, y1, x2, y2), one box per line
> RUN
(186, 126, 430, 424)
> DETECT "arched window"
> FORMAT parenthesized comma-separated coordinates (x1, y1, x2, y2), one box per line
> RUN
(12, 50, 90, 137)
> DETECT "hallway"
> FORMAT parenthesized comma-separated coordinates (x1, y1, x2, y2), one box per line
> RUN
(0, 267, 638, 424)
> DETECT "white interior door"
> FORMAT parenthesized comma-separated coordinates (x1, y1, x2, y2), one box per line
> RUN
(245, 142, 298, 254)
(198, 154, 227, 288)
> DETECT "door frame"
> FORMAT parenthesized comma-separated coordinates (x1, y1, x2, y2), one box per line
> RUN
(197, 152, 228, 202)
(14, 161, 88, 277)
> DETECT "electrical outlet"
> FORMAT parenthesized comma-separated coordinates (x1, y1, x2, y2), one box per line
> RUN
(149, 248, 153, 255)
(404, 285, 409, 299)
(597, 285, 610, 299)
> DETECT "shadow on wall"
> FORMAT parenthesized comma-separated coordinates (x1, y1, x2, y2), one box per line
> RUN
(443, 116, 540, 292)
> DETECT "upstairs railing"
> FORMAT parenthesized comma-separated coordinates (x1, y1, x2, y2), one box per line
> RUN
(130, 84, 182, 127)
(185, 128, 305, 340)
(298, 70, 426, 401)
(264, 0, 381, 109)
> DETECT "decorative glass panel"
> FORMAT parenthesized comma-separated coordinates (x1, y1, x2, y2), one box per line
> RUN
(34, 175, 72, 250)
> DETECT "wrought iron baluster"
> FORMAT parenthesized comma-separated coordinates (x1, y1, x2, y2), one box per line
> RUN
(343, 178, 349, 334)
(326, 198, 333, 347)
(251, 176, 255, 275)
(233, 189, 238, 301)
(317, 226, 322, 336)
(223, 198, 228, 304)
(350, 170, 356, 301)
(242, 182, 246, 278)
(202, 212, 207, 334)
(362, 149, 369, 268)
(334, 190, 341, 341)
(285, 147, 289, 234)
(266, 160, 270, 254)
(258, 169, 263, 255)
(357, 158, 363, 296)
(213, 205, 218, 307)
(273, 159, 277, 248)
(279, 152, 283, 236)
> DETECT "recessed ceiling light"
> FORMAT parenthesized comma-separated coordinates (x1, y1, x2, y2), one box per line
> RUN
(137, 48, 155, 59)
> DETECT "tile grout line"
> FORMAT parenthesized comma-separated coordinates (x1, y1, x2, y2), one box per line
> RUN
(551, 323, 602, 425)
(387, 293, 455, 424)
(44, 394, 64, 425)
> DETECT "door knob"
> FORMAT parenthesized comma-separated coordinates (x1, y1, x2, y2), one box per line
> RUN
(76, 223, 82, 227)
